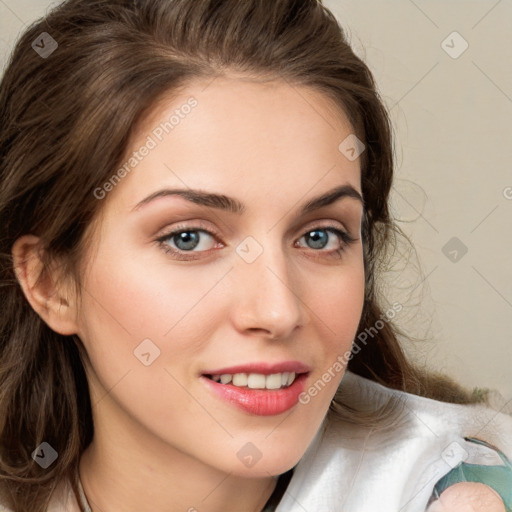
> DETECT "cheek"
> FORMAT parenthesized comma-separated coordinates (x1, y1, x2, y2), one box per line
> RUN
(294, 274, 364, 427)
(75, 253, 234, 442)
(307, 260, 365, 392)
(324, 273, 365, 328)
(76, 248, 235, 390)
(308, 260, 365, 348)
(80, 244, 224, 339)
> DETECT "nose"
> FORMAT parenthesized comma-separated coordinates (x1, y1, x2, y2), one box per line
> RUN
(230, 241, 309, 340)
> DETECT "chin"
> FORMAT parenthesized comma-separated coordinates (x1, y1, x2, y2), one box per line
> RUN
(228, 437, 310, 478)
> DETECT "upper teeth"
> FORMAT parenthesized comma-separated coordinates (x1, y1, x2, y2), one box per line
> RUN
(210, 372, 296, 389)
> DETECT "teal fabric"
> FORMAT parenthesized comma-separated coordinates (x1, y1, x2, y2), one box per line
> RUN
(432, 437, 512, 511)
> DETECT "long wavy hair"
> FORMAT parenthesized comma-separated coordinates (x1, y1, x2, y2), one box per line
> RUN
(0, 0, 484, 510)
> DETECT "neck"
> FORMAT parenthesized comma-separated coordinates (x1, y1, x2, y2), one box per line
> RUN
(78, 410, 279, 512)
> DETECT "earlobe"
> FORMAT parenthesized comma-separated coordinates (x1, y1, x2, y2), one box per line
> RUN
(11, 234, 79, 336)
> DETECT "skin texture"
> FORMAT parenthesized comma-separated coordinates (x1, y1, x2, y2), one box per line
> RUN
(12, 77, 366, 512)
(426, 482, 506, 512)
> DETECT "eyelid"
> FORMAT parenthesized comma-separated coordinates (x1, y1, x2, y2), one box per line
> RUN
(155, 220, 221, 240)
(301, 218, 350, 234)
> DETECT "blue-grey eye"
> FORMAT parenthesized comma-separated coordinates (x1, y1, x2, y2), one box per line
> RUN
(157, 227, 218, 255)
(305, 229, 330, 249)
(173, 231, 201, 251)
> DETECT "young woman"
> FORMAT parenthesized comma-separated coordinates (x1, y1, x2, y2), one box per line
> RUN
(0, 1, 510, 511)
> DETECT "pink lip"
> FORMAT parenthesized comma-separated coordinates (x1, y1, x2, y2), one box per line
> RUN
(202, 361, 311, 376)
(200, 372, 309, 416)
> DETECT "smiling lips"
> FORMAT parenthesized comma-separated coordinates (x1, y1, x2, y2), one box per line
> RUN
(201, 361, 311, 416)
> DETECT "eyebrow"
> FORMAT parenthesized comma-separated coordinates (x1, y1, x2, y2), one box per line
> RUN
(131, 183, 364, 215)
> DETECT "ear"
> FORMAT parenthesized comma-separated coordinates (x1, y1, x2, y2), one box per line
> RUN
(11, 234, 79, 336)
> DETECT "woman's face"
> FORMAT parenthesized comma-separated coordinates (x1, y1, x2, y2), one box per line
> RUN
(76, 76, 365, 477)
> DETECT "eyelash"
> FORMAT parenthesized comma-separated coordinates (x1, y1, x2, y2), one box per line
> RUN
(155, 222, 357, 261)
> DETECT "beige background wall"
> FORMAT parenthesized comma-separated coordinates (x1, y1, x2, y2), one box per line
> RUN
(1, 1, 511, 401)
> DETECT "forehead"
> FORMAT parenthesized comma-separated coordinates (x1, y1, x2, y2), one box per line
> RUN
(105, 76, 362, 212)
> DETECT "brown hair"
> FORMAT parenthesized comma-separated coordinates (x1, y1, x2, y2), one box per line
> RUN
(0, 0, 484, 510)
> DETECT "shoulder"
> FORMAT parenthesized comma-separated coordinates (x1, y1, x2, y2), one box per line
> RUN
(338, 371, 512, 450)
(324, 372, 512, 510)
(427, 482, 506, 512)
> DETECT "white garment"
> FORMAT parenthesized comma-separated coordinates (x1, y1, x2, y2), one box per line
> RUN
(1, 371, 511, 511)
(275, 371, 512, 511)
